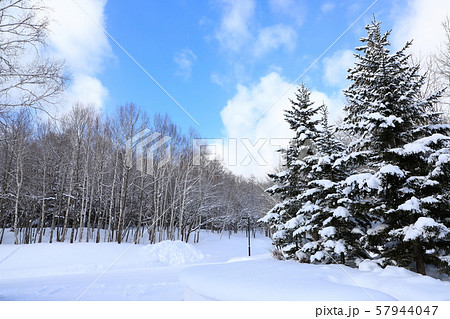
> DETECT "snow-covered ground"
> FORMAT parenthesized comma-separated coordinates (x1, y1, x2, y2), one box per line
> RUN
(0, 230, 449, 301)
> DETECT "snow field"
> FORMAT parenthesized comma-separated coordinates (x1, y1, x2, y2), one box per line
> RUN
(180, 258, 450, 301)
(0, 230, 449, 301)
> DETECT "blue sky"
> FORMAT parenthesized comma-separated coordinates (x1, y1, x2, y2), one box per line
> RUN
(100, 0, 377, 134)
(46, 0, 450, 177)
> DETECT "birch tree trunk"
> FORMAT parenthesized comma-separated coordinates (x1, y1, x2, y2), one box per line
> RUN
(38, 160, 47, 243)
(13, 157, 23, 245)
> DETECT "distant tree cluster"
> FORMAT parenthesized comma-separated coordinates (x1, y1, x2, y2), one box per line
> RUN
(260, 19, 450, 276)
(0, 104, 271, 245)
(0, 0, 272, 245)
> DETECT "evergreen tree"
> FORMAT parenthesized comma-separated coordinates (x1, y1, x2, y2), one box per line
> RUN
(259, 84, 321, 258)
(375, 132, 450, 275)
(262, 18, 450, 275)
(292, 104, 367, 265)
(339, 19, 450, 275)
(261, 89, 363, 264)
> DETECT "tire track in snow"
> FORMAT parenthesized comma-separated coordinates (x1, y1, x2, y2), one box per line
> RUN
(0, 247, 22, 265)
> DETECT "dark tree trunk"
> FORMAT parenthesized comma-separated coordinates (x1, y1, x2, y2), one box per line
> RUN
(414, 242, 426, 275)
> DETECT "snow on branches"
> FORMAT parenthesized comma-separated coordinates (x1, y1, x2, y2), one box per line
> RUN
(261, 18, 450, 276)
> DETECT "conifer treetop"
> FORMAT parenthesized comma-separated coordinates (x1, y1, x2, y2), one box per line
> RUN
(342, 18, 438, 155)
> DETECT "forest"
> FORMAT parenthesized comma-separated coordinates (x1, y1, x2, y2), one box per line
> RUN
(0, 1, 272, 245)
(0, 104, 274, 245)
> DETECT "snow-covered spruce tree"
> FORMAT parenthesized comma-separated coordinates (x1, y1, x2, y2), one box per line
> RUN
(260, 86, 363, 264)
(259, 83, 321, 258)
(292, 104, 369, 265)
(377, 131, 450, 275)
(338, 19, 450, 275)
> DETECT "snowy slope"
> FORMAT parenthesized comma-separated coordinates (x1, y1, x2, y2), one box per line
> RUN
(0, 230, 449, 301)
(180, 259, 450, 301)
(180, 259, 396, 301)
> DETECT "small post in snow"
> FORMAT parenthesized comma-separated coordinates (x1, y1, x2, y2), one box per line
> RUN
(243, 216, 251, 256)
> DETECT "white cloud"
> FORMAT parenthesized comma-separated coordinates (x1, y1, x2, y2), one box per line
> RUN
(214, 0, 297, 59)
(220, 72, 293, 178)
(254, 24, 297, 57)
(219, 71, 342, 179)
(391, 0, 450, 58)
(268, 0, 306, 26)
(174, 49, 197, 80)
(221, 72, 292, 139)
(322, 49, 354, 87)
(44, 0, 112, 111)
(321, 2, 335, 14)
(215, 0, 255, 52)
(210, 72, 229, 86)
(67, 74, 108, 109)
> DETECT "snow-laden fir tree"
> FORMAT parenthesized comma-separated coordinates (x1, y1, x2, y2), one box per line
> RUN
(338, 19, 450, 275)
(290, 104, 367, 265)
(260, 85, 366, 264)
(382, 133, 450, 275)
(259, 83, 321, 258)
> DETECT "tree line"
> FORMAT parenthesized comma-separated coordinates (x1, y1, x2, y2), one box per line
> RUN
(0, 104, 272, 244)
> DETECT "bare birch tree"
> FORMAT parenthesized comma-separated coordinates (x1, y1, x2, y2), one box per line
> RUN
(0, 0, 66, 117)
